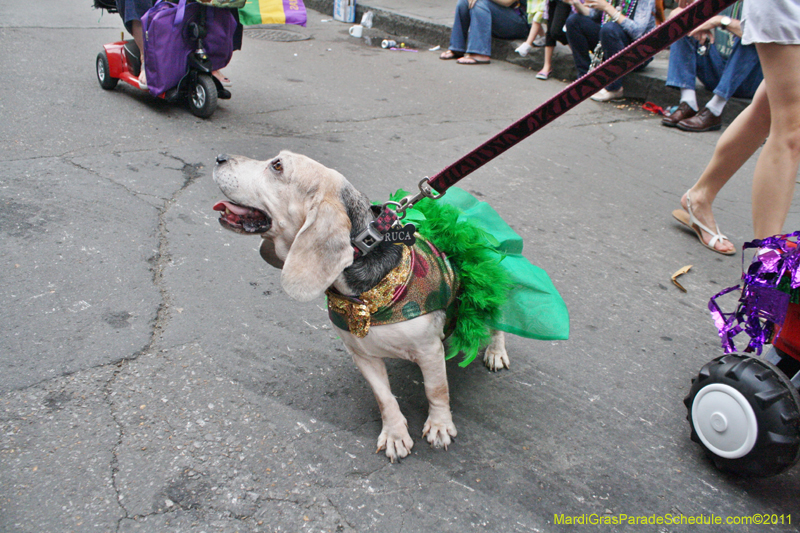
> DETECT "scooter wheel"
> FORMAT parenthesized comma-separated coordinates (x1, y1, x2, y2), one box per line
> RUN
(187, 74, 217, 118)
(684, 353, 800, 477)
(96, 52, 118, 90)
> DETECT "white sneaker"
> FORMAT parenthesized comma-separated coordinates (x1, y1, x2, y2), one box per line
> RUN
(533, 35, 546, 47)
(515, 42, 534, 57)
(590, 88, 624, 102)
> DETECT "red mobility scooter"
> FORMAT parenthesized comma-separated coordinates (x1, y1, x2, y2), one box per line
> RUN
(684, 233, 800, 477)
(93, 0, 235, 118)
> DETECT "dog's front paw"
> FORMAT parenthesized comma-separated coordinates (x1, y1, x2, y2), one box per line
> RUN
(422, 417, 457, 450)
(377, 425, 414, 462)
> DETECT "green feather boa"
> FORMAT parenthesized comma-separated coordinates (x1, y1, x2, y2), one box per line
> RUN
(388, 191, 512, 366)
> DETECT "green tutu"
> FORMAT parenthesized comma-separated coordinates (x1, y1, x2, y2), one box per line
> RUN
(388, 187, 570, 366)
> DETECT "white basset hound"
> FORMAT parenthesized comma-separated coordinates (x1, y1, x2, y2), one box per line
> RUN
(213, 151, 509, 461)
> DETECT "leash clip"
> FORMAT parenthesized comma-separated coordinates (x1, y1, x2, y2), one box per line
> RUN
(418, 177, 445, 200)
(393, 177, 445, 220)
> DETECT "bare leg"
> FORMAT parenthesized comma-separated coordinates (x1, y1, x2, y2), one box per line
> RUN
(541, 45, 554, 75)
(680, 81, 770, 253)
(513, 22, 544, 57)
(525, 22, 542, 46)
(130, 19, 144, 55)
(751, 43, 800, 239)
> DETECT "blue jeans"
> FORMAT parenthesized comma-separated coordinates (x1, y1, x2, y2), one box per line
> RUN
(565, 13, 650, 91)
(449, 0, 531, 57)
(666, 36, 763, 100)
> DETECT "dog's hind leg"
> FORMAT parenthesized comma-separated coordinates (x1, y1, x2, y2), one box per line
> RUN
(350, 353, 414, 462)
(483, 330, 510, 371)
(419, 341, 458, 450)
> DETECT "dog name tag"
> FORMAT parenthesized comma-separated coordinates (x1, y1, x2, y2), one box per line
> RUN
(384, 223, 416, 246)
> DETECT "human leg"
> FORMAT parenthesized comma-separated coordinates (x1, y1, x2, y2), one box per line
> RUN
(486, 0, 530, 40)
(460, 0, 494, 61)
(545, 0, 570, 47)
(458, 0, 528, 63)
(662, 37, 702, 123)
(752, 43, 800, 239)
(130, 19, 144, 56)
(530, 22, 543, 45)
(717, 44, 763, 100)
(664, 35, 702, 111)
(533, 23, 546, 46)
(684, 44, 760, 126)
(676, 82, 770, 253)
(516, 21, 542, 56)
(565, 13, 600, 78)
(666, 36, 701, 92)
(598, 22, 632, 91)
(673, 45, 725, 130)
(448, 0, 472, 55)
(665, 45, 724, 129)
(538, 45, 555, 78)
(130, 20, 147, 86)
(537, 0, 569, 75)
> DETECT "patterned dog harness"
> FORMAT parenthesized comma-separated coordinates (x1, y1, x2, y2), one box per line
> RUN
(326, 237, 460, 338)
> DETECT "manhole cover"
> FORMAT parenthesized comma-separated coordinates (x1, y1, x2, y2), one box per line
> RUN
(245, 26, 311, 42)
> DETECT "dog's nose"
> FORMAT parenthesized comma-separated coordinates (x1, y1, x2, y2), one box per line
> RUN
(216, 154, 230, 165)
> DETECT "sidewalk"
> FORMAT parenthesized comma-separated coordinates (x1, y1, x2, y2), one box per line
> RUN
(304, 0, 748, 119)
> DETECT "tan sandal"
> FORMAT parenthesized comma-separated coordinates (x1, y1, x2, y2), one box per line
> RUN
(672, 190, 736, 255)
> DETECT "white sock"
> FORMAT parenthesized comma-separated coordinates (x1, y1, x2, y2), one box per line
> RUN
(705, 95, 727, 117)
(680, 89, 698, 111)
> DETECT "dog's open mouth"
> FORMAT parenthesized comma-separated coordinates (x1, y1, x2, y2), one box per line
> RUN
(213, 201, 272, 234)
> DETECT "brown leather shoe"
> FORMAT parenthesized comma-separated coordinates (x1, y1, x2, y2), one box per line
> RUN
(677, 107, 722, 132)
(661, 101, 697, 127)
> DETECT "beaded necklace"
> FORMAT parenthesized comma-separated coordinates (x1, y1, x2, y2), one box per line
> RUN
(601, 0, 639, 24)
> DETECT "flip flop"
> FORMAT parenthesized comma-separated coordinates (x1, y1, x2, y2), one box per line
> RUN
(457, 56, 490, 65)
(439, 50, 463, 60)
(672, 191, 736, 255)
(535, 70, 550, 80)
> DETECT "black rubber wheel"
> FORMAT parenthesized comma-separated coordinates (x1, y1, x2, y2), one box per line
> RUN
(96, 52, 118, 90)
(187, 74, 217, 118)
(684, 353, 800, 477)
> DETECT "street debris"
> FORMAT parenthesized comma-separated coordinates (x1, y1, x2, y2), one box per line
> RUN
(671, 265, 693, 292)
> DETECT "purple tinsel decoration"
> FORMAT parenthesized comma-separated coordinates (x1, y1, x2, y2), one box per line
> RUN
(709, 231, 800, 354)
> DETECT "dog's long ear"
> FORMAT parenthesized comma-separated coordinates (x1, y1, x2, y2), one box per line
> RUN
(280, 199, 353, 301)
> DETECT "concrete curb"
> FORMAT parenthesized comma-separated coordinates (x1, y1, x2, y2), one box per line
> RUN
(303, 0, 748, 121)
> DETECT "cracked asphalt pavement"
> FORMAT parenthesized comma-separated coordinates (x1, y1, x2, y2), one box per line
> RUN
(2, 1, 799, 532)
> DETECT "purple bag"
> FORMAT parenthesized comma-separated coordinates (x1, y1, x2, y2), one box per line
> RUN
(141, 0, 237, 96)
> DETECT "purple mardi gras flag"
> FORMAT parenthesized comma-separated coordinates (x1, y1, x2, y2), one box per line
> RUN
(239, 0, 307, 26)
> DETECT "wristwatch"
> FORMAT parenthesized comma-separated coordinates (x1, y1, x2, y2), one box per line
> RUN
(720, 15, 732, 30)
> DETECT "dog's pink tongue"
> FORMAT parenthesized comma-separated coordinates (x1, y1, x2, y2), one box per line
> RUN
(213, 201, 251, 215)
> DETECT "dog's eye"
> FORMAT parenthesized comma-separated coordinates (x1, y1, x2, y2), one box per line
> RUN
(270, 159, 283, 173)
